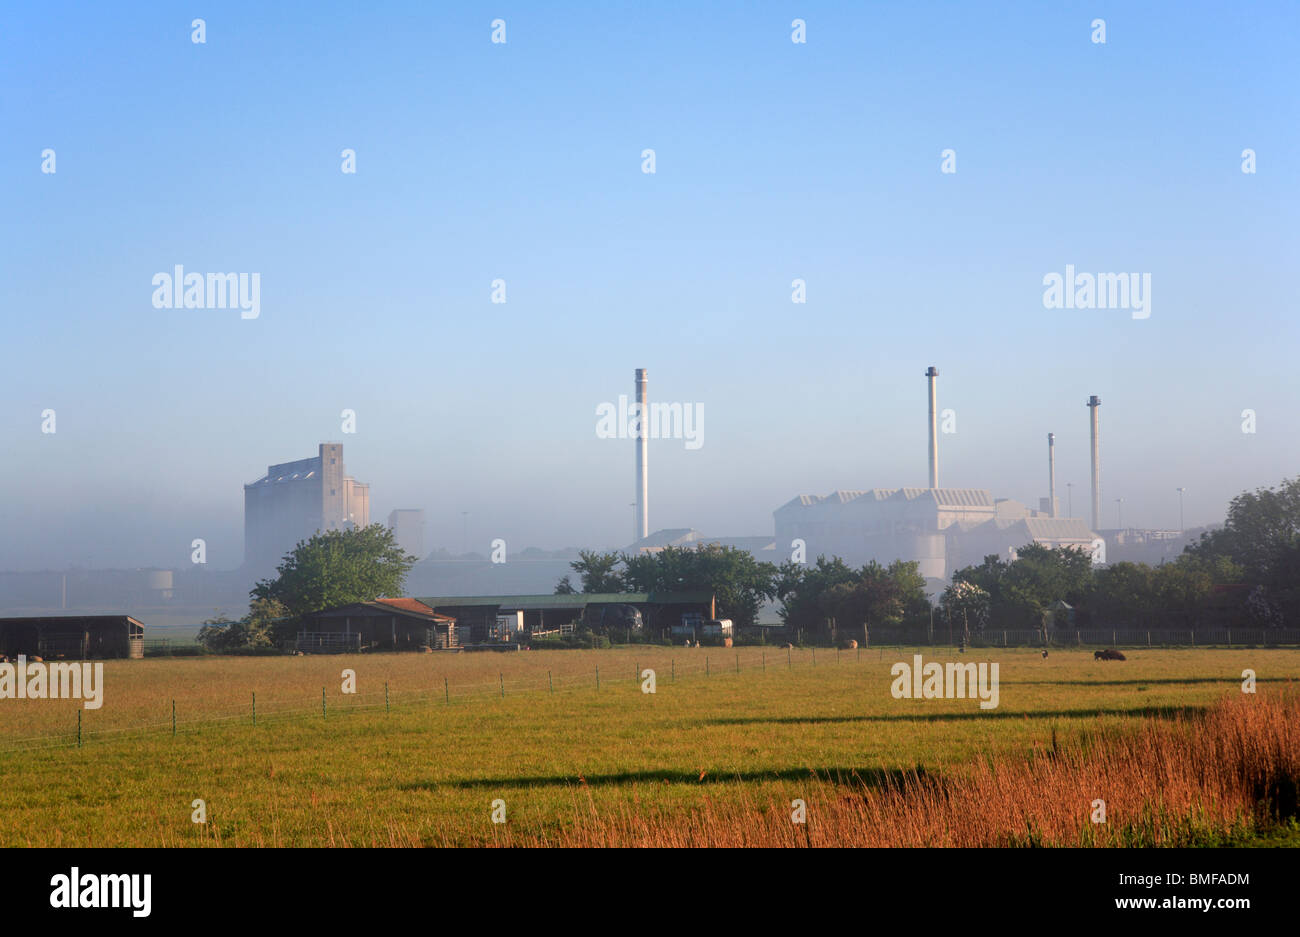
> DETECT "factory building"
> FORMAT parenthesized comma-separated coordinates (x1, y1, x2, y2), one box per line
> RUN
(774, 488, 1097, 581)
(770, 371, 1101, 585)
(387, 509, 426, 561)
(243, 443, 370, 577)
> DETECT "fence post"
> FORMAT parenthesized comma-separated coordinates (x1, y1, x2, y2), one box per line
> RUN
(671, 659, 675, 683)
(596, 665, 600, 690)
(322, 687, 326, 719)
(252, 692, 256, 727)
(706, 657, 710, 677)
(385, 681, 390, 713)
(736, 653, 740, 674)
(499, 673, 504, 699)
(1112, 630, 1116, 647)
(1147, 631, 1151, 647)
(812, 647, 816, 667)
(444, 677, 449, 704)
(1191, 629, 1195, 647)
(77, 709, 82, 749)
(548, 670, 553, 694)
(763, 651, 766, 672)
(788, 647, 792, 670)
(171, 699, 176, 737)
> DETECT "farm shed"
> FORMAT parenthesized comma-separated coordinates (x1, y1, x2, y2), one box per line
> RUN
(297, 598, 456, 653)
(0, 615, 145, 659)
(418, 591, 716, 644)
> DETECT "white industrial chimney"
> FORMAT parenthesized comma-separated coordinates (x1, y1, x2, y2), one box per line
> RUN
(1087, 396, 1101, 530)
(1048, 432, 1057, 518)
(925, 366, 939, 489)
(635, 368, 649, 542)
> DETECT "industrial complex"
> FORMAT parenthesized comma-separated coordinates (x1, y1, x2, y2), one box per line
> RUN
(629, 366, 1105, 589)
(0, 367, 1201, 624)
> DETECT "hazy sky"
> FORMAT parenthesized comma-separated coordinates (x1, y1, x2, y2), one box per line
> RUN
(2, 1, 1297, 570)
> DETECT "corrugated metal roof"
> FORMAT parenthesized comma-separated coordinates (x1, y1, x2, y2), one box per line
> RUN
(1022, 517, 1096, 540)
(779, 487, 995, 508)
(418, 591, 713, 610)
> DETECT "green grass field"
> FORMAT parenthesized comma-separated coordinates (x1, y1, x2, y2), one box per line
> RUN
(0, 646, 1295, 846)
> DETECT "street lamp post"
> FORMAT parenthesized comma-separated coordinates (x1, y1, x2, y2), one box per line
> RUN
(1066, 482, 1073, 518)
(1176, 487, 1186, 532)
(1115, 498, 1124, 530)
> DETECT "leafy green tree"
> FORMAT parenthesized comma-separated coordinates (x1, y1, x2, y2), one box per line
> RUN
(1186, 477, 1300, 583)
(776, 556, 858, 642)
(1087, 562, 1158, 628)
(553, 574, 578, 595)
(621, 544, 777, 628)
(1185, 477, 1300, 625)
(778, 557, 928, 644)
(251, 524, 415, 639)
(568, 550, 625, 593)
(196, 597, 289, 651)
(939, 580, 990, 642)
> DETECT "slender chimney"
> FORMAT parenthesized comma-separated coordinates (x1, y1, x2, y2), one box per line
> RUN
(635, 368, 649, 542)
(925, 366, 939, 489)
(1087, 396, 1101, 530)
(1047, 432, 1057, 518)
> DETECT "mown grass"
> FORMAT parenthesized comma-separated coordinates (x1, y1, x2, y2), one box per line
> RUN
(0, 647, 1295, 846)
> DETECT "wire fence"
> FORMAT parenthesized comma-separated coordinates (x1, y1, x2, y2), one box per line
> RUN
(2, 638, 1293, 754)
(928, 628, 1300, 648)
(0, 646, 886, 753)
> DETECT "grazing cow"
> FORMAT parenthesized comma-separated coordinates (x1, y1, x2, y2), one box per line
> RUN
(1094, 648, 1127, 661)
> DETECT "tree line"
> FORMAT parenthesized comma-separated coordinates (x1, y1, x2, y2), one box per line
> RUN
(199, 476, 1300, 650)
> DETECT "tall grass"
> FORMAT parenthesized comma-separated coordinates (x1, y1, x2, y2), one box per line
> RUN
(470, 692, 1300, 847)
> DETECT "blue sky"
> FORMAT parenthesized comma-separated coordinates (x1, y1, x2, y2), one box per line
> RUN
(1, 1, 1297, 569)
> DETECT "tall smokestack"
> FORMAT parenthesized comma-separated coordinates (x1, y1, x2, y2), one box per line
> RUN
(1047, 432, 1057, 518)
(1087, 396, 1101, 530)
(925, 366, 939, 489)
(635, 368, 649, 542)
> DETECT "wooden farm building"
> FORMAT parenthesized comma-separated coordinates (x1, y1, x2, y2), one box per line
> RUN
(0, 615, 145, 659)
(296, 598, 456, 653)
(418, 591, 716, 645)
